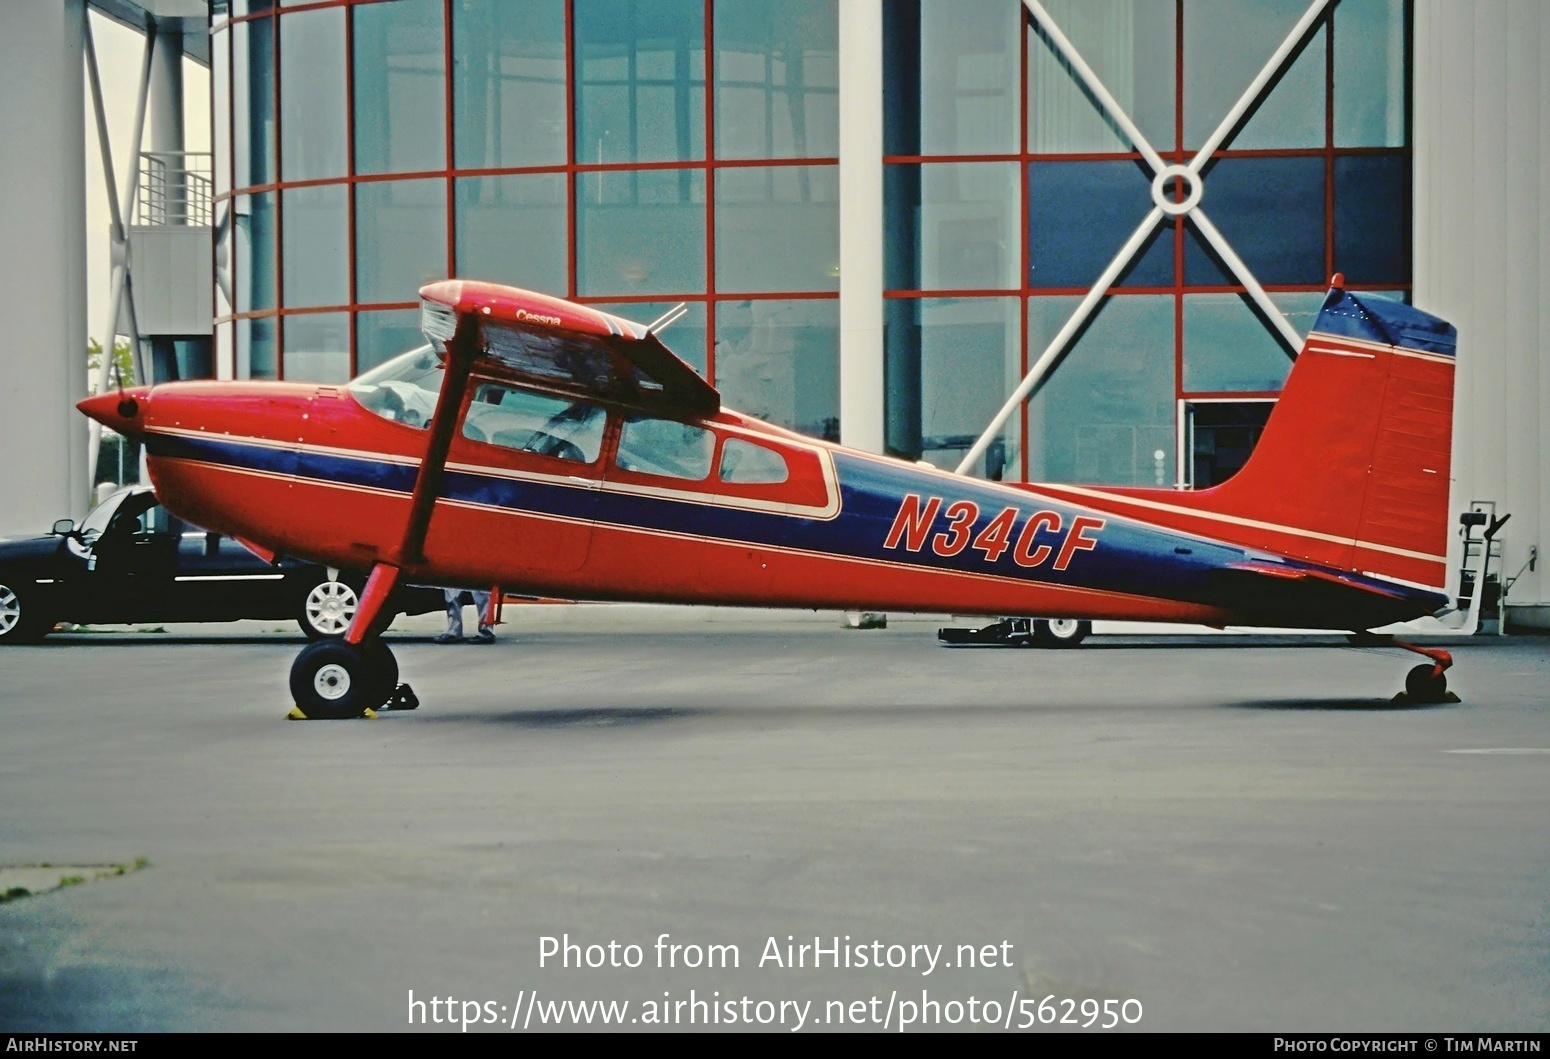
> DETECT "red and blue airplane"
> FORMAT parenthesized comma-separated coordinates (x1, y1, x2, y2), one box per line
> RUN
(79, 278, 1460, 718)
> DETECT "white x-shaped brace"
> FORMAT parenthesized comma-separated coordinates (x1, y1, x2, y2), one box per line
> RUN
(956, 0, 1334, 476)
(85, 13, 158, 486)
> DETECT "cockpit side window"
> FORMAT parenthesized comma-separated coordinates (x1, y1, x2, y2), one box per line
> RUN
(462, 383, 606, 463)
(616, 416, 714, 481)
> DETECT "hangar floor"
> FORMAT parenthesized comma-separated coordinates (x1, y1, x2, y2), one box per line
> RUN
(2, 607, 1546, 1032)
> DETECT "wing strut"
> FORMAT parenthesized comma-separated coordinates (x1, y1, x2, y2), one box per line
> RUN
(399, 310, 481, 566)
(291, 313, 484, 717)
(336, 310, 480, 649)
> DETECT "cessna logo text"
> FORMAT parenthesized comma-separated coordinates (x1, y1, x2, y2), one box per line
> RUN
(882, 493, 1105, 570)
(515, 309, 564, 326)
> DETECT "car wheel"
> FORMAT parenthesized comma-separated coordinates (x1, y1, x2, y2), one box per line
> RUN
(0, 581, 54, 645)
(299, 578, 359, 639)
(1032, 618, 1090, 648)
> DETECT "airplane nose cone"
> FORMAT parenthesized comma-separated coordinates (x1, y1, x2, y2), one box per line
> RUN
(77, 387, 152, 435)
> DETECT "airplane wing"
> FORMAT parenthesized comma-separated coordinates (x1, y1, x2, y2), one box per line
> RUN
(418, 280, 719, 416)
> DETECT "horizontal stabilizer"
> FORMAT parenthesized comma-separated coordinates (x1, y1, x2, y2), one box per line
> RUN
(1211, 560, 1440, 629)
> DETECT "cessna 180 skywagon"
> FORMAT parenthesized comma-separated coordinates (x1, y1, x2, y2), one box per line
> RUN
(79, 278, 1460, 718)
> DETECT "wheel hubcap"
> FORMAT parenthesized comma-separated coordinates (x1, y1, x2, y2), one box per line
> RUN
(0, 586, 18, 634)
(306, 582, 358, 635)
(1048, 618, 1080, 638)
(313, 663, 352, 700)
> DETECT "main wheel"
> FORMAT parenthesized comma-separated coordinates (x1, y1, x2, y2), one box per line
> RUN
(299, 578, 359, 639)
(1405, 663, 1448, 704)
(362, 639, 399, 708)
(290, 640, 373, 719)
(1032, 618, 1091, 648)
(0, 580, 54, 645)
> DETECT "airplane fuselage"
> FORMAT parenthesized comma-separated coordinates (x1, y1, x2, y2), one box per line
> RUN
(103, 377, 1443, 633)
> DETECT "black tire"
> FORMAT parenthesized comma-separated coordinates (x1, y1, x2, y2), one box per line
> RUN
(362, 639, 399, 708)
(1032, 618, 1090, 648)
(298, 577, 360, 640)
(290, 640, 373, 719)
(1405, 663, 1448, 703)
(0, 580, 54, 645)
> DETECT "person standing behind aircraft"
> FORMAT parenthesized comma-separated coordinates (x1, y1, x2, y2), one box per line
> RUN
(436, 588, 495, 644)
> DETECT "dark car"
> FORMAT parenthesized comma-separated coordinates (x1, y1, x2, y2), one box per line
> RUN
(0, 487, 443, 643)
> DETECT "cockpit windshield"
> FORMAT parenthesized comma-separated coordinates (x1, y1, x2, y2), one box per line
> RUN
(348, 345, 445, 428)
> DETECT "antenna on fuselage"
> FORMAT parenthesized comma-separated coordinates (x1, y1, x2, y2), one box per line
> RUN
(646, 303, 689, 334)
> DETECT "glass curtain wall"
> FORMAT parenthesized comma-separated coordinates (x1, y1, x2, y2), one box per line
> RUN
(212, 0, 841, 440)
(884, 0, 1411, 482)
(212, 0, 1408, 463)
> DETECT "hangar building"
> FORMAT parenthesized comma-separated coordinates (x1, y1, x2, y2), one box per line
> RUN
(4, 0, 1548, 628)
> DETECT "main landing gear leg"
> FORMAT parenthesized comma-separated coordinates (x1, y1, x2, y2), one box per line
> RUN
(288, 564, 417, 719)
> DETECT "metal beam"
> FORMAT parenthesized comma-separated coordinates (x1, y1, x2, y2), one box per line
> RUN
(956, 206, 1165, 476)
(84, 13, 156, 487)
(1182, 0, 1332, 355)
(1188, 0, 1333, 166)
(838, 0, 886, 454)
(1024, 0, 1168, 175)
(957, 0, 1329, 475)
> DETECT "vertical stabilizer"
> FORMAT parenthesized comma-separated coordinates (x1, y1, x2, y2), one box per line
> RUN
(1189, 286, 1457, 588)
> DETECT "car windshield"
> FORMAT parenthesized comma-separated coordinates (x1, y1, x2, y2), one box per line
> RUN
(76, 489, 134, 540)
(348, 345, 445, 428)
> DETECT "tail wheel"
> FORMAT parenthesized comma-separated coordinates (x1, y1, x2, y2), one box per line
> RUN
(0, 581, 54, 645)
(290, 640, 373, 719)
(1033, 618, 1091, 648)
(1405, 663, 1448, 704)
(300, 578, 359, 639)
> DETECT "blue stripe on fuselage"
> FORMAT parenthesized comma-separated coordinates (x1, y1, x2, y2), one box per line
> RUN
(821, 453, 1250, 603)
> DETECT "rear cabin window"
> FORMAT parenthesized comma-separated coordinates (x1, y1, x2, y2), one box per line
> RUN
(719, 438, 790, 484)
(462, 383, 606, 463)
(616, 416, 714, 481)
